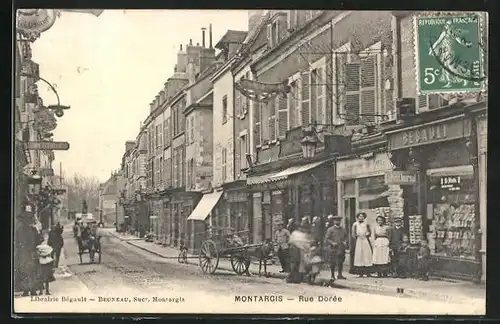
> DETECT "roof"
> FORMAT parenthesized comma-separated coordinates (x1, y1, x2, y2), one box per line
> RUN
(215, 30, 247, 49)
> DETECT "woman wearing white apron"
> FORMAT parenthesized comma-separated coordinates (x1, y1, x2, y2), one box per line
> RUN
(372, 215, 391, 277)
(351, 212, 373, 277)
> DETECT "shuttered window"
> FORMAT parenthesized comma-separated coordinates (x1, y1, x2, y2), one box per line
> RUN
(277, 94, 288, 139)
(165, 157, 172, 188)
(311, 66, 326, 124)
(360, 55, 376, 123)
(186, 117, 190, 143)
(268, 99, 276, 141)
(300, 71, 310, 126)
(240, 134, 249, 170)
(254, 101, 261, 146)
(235, 137, 241, 176)
(221, 148, 227, 182)
(287, 81, 300, 129)
(344, 62, 360, 125)
(235, 89, 242, 117)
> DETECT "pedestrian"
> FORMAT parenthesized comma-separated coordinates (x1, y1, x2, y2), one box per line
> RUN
(287, 218, 297, 234)
(15, 213, 40, 296)
(36, 243, 56, 295)
(274, 221, 290, 273)
(372, 215, 391, 277)
(395, 235, 411, 278)
(351, 212, 373, 277)
(287, 219, 310, 284)
(390, 217, 406, 277)
(324, 216, 348, 284)
(298, 217, 312, 281)
(48, 223, 64, 268)
(416, 238, 431, 281)
(311, 216, 323, 247)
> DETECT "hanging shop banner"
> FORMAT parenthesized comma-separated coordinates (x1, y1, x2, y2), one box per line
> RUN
(336, 153, 393, 180)
(27, 141, 70, 150)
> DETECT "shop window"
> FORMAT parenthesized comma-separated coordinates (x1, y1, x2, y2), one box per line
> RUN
(426, 171, 475, 259)
(343, 179, 356, 197)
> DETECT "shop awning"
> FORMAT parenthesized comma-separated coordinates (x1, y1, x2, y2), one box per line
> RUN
(187, 191, 223, 221)
(426, 165, 474, 177)
(246, 160, 330, 186)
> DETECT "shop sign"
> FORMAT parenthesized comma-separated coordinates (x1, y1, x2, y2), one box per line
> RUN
(440, 176, 462, 192)
(16, 9, 58, 36)
(384, 171, 417, 185)
(388, 118, 471, 150)
(27, 141, 70, 150)
(336, 153, 393, 180)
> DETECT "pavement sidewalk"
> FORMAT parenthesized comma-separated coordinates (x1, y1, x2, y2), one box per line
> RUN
(109, 231, 486, 304)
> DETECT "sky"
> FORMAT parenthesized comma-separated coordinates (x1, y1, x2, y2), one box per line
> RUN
(31, 9, 249, 183)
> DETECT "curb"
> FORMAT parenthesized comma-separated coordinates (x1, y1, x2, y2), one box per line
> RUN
(108, 231, 142, 241)
(122, 238, 483, 305)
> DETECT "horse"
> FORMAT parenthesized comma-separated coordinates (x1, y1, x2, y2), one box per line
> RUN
(76, 235, 100, 264)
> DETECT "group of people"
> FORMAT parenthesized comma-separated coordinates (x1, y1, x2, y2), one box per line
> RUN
(272, 212, 432, 285)
(351, 212, 431, 281)
(15, 212, 64, 296)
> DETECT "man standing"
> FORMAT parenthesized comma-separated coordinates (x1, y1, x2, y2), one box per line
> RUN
(274, 221, 290, 273)
(324, 216, 348, 283)
(47, 222, 64, 268)
(390, 217, 406, 277)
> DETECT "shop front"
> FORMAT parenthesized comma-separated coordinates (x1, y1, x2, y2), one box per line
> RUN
(247, 159, 336, 244)
(336, 152, 398, 270)
(170, 191, 200, 247)
(187, 190, 223, 253)
(224, 181, 250, 242)
(386, 113, 483, 282)
(148, 194, 163, 242)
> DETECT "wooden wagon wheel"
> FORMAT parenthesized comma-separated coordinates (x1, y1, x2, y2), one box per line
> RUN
(230, 255, 250, 275)
(199, 240, 219, 274)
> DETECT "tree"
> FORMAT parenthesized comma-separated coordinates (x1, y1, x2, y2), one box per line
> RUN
(64, 173, 100, 214)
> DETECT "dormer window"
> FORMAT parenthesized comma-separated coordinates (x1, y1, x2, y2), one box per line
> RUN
(267, 12, 288, 48)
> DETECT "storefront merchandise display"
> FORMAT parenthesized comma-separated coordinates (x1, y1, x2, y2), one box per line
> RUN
(431, 203, 475, 258)
(408, 215, 423, 244)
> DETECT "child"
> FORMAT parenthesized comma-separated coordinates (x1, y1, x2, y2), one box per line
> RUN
(36, 243, 55, 295)
(416, 239, 431, 281)
(307, 241, 323, 285)
(396, 235, 410, 278)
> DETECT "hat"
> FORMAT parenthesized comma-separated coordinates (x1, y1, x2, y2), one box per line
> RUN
(376, 215, 386, 222)
(356, 212, 367, 219)
(394, 217, 403, 222)
(331, 216, 343, 220)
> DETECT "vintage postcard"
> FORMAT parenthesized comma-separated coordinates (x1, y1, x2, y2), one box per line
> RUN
(13, 9, 487, 316)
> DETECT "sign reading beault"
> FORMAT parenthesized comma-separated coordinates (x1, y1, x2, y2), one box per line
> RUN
(27, 141, 70, 150)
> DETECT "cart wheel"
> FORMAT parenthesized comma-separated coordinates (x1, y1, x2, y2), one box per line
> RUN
(230, 256, 249, 275)
(199, 240, 219, 274)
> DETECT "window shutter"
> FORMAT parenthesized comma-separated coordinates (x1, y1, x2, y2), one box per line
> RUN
(345, 62, 360, 125)
(310, 69, 318, 124)
(268, 99, 276, 141)
(235, 137, 241, 175)
(300, 71, 310, 126)
(254, 102, 261, 146)
(287, 86, 295, 129)
(267, 24, 272, 47)
(277, 94, 288, 138)
(186, 118, 190, 143)
(417, 94, 428, 111)
(235, 90, 241, 117)
(316, 67, 326, 124)
(360, 56, 376, 123)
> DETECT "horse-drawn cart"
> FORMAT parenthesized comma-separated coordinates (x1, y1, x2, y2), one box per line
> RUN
(76, 235, 102, 264)
(179, 226, 273, 275)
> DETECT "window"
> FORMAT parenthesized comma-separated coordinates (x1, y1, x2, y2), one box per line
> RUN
(311, 65, 326, 125)
(190, 115, 194, 144)
(243, 72, 250, 114)
(235, 88, 242, 117)
(300, 71, 310, 126)
(240, 133, 249, 171)
(155, 125, 160, 148)
(159, 157, 163, 186)
(268, 99, 276, 141)
(417, 94, 448, 113)
(254, 102, 261, 146)
(164, 117, 170, 147)
(287, 10, 299, 31)
(221, 148, 227, 182)
(288, 80, 300, 128)
(186, 117, 190, 143)
(164, 156, 172, 188)
(222, 95, 228, 124)
(343, 54, 377, 125)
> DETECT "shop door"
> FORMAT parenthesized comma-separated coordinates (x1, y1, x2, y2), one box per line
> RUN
(344, 198, 356, 270)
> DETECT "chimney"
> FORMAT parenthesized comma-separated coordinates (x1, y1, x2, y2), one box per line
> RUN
(209, 24, 213, 49)
(177, 44, 187, 73)
(196, 42, 200, 46)
(155, 95, 160, 107)
(125, 141, 136, 153)
(180, 44, 183, 51)
(149, 102, 155, 113)
(201, 27, 206, 47)
(189, 39, 193, 46)
(248, 10, 263, 32)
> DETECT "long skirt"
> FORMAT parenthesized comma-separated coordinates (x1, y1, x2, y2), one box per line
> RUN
(372, 237, 391, 273)
(352, 237, 373, 275)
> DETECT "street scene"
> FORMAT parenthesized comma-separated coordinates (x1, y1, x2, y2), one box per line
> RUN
(14, 10, 487, 316)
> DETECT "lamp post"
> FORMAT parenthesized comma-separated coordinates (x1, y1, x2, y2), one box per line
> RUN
(301, 126, 319, 158)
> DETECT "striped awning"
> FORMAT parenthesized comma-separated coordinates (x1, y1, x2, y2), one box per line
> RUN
(246, 160, 330, 186)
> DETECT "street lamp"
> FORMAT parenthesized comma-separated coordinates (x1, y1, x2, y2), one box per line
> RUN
(301, 126, 318, 158)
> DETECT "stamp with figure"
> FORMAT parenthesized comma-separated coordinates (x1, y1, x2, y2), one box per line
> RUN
(414, 13, 486, 94)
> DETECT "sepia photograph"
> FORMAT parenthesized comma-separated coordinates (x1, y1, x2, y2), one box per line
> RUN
(13, 9, 487, 316)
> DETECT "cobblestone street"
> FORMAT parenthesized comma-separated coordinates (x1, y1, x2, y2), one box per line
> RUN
(14, 229, 485, 315)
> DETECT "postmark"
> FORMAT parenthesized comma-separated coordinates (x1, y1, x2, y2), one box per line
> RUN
(414, 13, 486, 94)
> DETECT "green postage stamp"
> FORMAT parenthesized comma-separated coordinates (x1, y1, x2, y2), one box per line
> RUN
(414, 13, 486, 94)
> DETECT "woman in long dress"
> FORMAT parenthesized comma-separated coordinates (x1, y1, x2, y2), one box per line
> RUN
(351, 212, 373, 277)
(372, 216, 391, 277)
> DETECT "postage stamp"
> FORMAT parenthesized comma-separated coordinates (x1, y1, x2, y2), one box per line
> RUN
(414, 13, 486, 94)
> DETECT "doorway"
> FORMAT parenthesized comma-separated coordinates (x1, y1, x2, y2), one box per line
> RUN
(344, 197, 356, 271)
